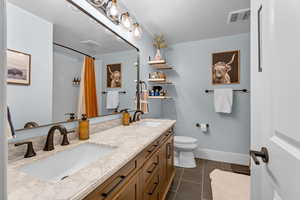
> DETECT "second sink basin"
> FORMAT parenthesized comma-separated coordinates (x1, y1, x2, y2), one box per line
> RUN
(19, 143, 115, 182)
(139, 121, 161, 127)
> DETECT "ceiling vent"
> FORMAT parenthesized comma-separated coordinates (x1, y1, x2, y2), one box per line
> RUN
(227, 8, 250, 24)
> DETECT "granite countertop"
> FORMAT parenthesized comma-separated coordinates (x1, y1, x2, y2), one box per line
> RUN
(8, 119, 176, 200)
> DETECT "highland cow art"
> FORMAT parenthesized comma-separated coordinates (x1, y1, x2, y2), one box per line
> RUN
(212, 50, 240, 85)
(107, 63, 122, 88)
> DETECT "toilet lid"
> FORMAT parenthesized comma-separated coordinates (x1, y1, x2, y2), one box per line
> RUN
(174, 136, 197, 144)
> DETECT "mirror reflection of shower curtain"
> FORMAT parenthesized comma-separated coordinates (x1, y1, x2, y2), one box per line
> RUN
(77, 56, 99, 118)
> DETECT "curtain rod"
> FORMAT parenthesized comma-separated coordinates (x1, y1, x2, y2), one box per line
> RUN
(53, 42, 95, 60)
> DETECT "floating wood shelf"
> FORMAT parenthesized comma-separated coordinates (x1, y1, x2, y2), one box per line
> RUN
(148, 96, 172, 99)
(148, 79, 173, 84)
(148, 60, 173, 69)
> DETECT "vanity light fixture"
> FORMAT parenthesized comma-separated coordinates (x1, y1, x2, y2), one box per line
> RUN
(86, 0, 143, 39)
(133, 23, 142, 39)
(106, 0, 119, 21)
(120, 12, 132, 30)
(88, 0, 106, 7)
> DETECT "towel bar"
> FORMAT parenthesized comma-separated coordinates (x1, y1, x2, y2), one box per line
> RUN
(102, 91, 126, 94)
(205, 89, 249, 93)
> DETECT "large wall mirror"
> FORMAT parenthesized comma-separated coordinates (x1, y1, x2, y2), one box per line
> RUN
(7, 0, 139, 132)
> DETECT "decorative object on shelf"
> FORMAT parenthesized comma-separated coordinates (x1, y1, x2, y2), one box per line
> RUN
(86, 0, 143, 39)
(7, 49, 31, 85)
(153, 34, 168, 61)
(107, 63, 122, 88)
(212, 50, 240, 85)
(72, 77, 81, 86)
(149, 72, 166, 80)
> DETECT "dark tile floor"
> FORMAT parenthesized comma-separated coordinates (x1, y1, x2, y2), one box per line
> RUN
(166, 159, 250, 200)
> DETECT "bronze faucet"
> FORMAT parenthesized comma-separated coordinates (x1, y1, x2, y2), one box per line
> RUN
(15, 141, 36, 158)
(44, 125, 73, 151)
(133, 110, 144, 122)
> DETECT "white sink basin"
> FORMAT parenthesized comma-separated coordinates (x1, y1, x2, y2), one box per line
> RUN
(139, 121, 161, 127)
(19, 143, 115, 182)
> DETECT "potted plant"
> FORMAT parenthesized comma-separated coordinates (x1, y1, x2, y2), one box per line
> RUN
(153, 34, 167, 61)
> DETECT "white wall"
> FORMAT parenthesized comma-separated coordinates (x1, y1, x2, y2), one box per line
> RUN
(52, 51, 83, 122)
(0, 0, 7, 198)
(6, 3, 53, 129)
(96, 50, 137, 115)
(163, 33, 250, 164)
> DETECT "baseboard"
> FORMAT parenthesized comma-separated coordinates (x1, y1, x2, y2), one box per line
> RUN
(194, 148, 250, 166)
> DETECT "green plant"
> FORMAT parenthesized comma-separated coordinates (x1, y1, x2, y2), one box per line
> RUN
(153, 34, 167, 49)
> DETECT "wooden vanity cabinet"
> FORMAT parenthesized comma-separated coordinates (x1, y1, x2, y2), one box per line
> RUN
(84, 127, 174, 200)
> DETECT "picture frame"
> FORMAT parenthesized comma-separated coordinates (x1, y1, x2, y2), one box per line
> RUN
(212, 50, 240, 85)
(107, 63, 122, 88)
(7, 49, 31, 85)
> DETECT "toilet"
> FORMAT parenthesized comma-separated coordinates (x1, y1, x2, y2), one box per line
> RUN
(174, 136, 198, 168)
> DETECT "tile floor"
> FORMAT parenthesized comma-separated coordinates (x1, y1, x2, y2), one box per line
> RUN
(166, 159, 250, 200)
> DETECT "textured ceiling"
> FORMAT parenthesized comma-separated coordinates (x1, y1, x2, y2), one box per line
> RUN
(123, 0, 250, 44)
(8, 0, 134, 56)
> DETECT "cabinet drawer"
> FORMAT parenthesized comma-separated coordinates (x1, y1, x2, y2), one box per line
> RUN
(84, 158, 138, 200)
(142, 152, 159, 184)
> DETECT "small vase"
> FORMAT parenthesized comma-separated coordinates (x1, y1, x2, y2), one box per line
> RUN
(154, 49, 162, 61)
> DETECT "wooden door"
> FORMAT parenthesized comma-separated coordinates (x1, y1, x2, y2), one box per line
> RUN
(251, 0, 300, 199)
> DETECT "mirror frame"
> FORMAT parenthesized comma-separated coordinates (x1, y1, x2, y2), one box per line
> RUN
(14, 0, 141, 132)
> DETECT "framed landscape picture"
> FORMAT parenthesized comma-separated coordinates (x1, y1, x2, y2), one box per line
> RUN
(107, 63, 122, 88)
(7, 49, 31, 85)
(212, 50, 240, 85)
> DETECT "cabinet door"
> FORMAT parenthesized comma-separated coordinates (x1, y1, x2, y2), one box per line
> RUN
(166, 136, 174, 180)
(143, 173, 160, 200)
(114, 174, 140, 200)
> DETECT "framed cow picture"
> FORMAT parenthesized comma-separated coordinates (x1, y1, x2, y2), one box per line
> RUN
(107, 63, 122, 88)
(212, 50, 240, 85)
(7, 49, 31, 85)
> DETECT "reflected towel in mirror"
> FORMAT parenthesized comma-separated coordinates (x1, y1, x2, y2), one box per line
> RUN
(106, 91, 119, 109)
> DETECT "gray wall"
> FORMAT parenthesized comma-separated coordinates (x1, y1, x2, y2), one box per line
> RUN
(96, 50, 137, 115)
(163, 33, 250, 155)
(52, 50, 83, 122)
(0, 0, 7, 198)
(7, 3, 53, 129)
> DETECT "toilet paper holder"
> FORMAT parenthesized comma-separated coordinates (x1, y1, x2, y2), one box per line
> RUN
(196, 123, 209, 128)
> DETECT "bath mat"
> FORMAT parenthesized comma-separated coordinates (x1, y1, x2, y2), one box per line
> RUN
(210, 169, 250, 200)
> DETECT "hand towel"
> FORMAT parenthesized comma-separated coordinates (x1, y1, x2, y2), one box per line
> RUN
(214, 88, 233, 113)
(106, 91, 119, 109)
(140, 90, 149, 113)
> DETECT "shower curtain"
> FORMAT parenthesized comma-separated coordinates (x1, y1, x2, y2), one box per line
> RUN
(77, 56, 99, 119)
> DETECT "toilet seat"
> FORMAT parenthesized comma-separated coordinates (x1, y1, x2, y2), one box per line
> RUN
(174, 136, 197, 144)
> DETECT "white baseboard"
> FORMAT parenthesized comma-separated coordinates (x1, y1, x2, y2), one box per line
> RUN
(194, 148, 250, 166)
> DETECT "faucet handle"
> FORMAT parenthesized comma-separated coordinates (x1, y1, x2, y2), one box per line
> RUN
(61, 129, 75, 146)
(15, 141, 36, 158)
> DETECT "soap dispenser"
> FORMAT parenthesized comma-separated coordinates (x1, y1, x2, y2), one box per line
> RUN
(121, 109, 131, 126)
(79, 114, 89, 140)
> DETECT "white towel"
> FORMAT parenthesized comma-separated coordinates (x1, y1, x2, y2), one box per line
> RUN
(106, 91, 119, 109)
(214, 88, 233, 113)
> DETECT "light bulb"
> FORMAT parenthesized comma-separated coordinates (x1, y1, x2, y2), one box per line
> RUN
(109, 0, 118, 17)
(133, 23, 142, 39)
(121, 12, 132, 29)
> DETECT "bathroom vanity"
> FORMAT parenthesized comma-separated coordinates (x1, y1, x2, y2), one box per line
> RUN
(84, 123, 174, 200)
(8, 119, 176, 200)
